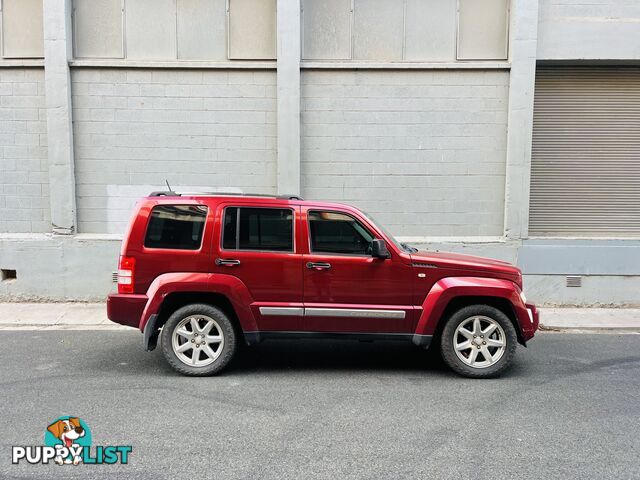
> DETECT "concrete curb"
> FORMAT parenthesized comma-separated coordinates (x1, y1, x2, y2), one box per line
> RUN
(538, 307, 640, 332)
(0, 324, 131, 331)
(0, 303, 639, 332)
(0, 303, 130, 331)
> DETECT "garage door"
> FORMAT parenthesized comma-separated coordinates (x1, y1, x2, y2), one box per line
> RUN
(529, 67, 640, 237)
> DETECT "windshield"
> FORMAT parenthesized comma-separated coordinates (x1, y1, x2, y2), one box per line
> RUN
(361, 211, 417, 254)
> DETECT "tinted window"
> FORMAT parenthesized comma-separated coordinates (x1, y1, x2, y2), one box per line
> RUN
(308, 211, 374, 255)
(222, 207, 238, 250)
(222, 207, 293, 252)
(144, 205, 207, 250)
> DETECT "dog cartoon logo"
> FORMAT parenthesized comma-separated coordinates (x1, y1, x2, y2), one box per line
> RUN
(44, 417, 91, 465)
(12, 416, 130, 466)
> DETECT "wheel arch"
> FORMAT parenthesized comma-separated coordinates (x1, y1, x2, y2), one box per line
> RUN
(431, 295, 525, 346)
(156, 292, 241, 335)
(140, 272, 257, 351)
(415, 277, 528, 346)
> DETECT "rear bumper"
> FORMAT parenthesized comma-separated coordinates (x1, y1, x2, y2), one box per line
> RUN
(106, 293, 148, 329)
(521, 303, 539, 341)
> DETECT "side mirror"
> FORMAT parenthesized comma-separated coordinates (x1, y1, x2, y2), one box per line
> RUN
(371, 239, 391, 259)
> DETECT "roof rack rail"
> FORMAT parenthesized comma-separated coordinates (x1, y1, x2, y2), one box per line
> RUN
(277, 194, 304, 200)
(148, 191, 304, 200)
(149, 191, 179, 197)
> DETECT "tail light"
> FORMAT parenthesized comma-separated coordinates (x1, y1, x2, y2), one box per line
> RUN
(117, 256, 135, 294)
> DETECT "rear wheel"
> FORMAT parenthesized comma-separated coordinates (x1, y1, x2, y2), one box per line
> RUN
(440, 304, 517, 378)
(161, 303, 237, 376)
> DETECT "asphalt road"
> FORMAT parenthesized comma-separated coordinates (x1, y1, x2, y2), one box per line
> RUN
(1, 331, 639, 480)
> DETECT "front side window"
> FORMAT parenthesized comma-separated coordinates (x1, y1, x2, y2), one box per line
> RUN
(308, 211, 374, 255)
(222, 207, 293, 252)
(144, 205, 207, 250)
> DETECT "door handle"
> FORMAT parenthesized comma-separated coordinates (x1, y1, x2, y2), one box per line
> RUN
(306, 262, 331, 270)
(215, 258, 241, 267)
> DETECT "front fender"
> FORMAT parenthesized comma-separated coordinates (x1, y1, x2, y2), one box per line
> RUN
(139, 272, 257, 333)
(414, 277, 530, 339)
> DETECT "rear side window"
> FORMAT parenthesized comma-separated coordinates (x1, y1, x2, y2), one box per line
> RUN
(222, 207, 293, 252)
(144, 205, 207, 250)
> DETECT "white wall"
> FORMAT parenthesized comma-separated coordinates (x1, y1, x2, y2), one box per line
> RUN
(301, 0, 509, 62)
(301, 69, 509, 237)
(0, 68, 49, 232)
(538, 0, 640, 60)
(71, 68, 277, 233)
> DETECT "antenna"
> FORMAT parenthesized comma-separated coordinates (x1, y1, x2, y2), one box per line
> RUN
(165, 179, 172, 192)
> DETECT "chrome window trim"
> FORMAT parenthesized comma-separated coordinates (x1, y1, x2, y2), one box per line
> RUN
(220, 205, 296, 254)
(307, 209, 377, 257)
(143, 204, 209, 251)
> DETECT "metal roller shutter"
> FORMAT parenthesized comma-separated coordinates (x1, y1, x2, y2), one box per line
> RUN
(529, 67, 640, 237)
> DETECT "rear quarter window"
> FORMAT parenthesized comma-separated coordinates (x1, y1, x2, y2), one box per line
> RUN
(144, 205, 208, 250)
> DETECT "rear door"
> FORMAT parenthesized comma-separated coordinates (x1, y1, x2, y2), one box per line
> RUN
(212, 203, 303, 331)
(301, 207, 415, 333)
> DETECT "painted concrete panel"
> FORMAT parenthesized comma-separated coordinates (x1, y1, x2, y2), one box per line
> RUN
(405, 0, 456, 62)
(0, 235, 120, 301)
(177, 0, 227, 60)
(228, 0, 277, 59)
(457, 0, 509, 60)
(125, 0, 177, 60)
(0, 68, 50, 233)
(524, 275, 640, 307)
(1, 0, 44, 58)
(519, 239, 640, 275)
(353, 0, 404, 61)
(538, 0, 640, 60)
(301, 69, 510, 237)
(73, 0, 124, 58)
(71, 68, 277, 233)
(302, 0, 352, 60)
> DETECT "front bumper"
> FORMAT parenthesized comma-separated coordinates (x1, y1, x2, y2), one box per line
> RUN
(106, 293, 148, 328)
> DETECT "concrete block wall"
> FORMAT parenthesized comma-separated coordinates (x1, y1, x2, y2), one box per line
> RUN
(2, 0, 638, 305)
(301, 70, 509, 237)
(0, 68, 50, 233)
(71, 68, 277, 233)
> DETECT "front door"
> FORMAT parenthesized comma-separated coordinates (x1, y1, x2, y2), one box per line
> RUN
(302, 208, 415, 333)
(213, 203, 303, 331)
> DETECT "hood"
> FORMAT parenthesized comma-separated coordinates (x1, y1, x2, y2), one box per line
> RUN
(410, 250, 521, 282)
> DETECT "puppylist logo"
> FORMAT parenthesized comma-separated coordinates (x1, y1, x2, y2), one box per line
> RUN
(12, 416, 132, 466)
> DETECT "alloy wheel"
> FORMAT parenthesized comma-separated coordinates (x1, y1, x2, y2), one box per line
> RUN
(453, 315, 506, 368)
(171, 315, 224, 367)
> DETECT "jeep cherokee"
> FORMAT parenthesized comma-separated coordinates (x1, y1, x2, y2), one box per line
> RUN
(107, 192, 539, 378)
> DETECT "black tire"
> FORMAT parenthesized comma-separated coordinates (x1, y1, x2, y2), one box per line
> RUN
(440, 304, 517, 379)
(160, 303, 237, 376)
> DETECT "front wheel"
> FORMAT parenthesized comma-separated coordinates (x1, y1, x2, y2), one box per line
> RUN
(161, 303, 237, 376)
(440, 305, 518, 378)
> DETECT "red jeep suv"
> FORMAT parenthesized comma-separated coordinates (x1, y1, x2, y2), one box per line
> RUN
(107, 192, 538, 378)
